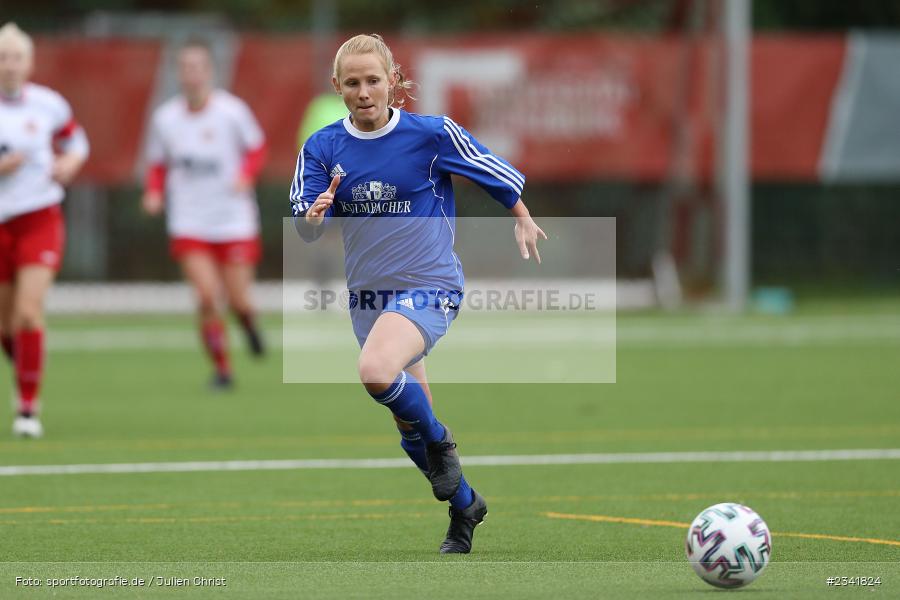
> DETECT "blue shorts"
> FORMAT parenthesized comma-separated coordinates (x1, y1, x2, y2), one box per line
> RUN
(349, 289, 461, 364)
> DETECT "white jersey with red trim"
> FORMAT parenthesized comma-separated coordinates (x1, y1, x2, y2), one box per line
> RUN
(146, 89, 264, 241)
(0, 83, 89, 223)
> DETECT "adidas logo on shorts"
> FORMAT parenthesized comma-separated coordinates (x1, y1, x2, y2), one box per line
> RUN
(39, 251, 58, 266)
(398, 297, 415, 310)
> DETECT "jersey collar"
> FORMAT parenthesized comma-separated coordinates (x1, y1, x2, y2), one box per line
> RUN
(0, 86, 25, 104)
(343, 107, 400, 140)
(183, 89, 214, 114)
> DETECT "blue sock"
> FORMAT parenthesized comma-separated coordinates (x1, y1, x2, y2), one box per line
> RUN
(400, 426, 474, 509)
(369, 372, 445, 444)
(398, 427, 428, 475)
(449, 474, 474, 510)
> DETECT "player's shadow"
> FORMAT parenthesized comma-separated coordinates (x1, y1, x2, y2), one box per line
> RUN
(694, 589, 775, 593)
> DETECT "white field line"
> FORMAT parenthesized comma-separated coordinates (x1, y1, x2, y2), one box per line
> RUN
(46, 280, 652, 314)
(46, 317, 900, 352)
(1, 449, 898, 477)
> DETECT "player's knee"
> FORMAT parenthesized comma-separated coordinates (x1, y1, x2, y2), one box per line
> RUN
(358, 356, 398, 396)
(196, 294, 218, 318)
(228, 298, 252, 316)
(13, 304, 43, 331)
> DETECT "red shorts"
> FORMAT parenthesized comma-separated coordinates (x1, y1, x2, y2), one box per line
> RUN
(0, 204, 65, 283)
(169, 237, 262, 265)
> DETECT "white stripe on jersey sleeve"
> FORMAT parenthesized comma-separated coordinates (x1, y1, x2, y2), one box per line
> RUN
(290, 145, 308, 211)
(443, 117, 525, 191)
(444, 117, 525, 187)
(443, 123, 523, 196)
(443, 124, 523, 196)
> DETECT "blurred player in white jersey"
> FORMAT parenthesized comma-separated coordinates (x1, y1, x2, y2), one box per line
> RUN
(142, 39, 267, 389)
(0, 23, 89, 438)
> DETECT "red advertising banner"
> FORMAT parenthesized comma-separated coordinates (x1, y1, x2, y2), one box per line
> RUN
(30, 34, 848, 185)
(751, 35, 846, 180)
(32, 38, 162, 184)
(232, 35, 317, 178)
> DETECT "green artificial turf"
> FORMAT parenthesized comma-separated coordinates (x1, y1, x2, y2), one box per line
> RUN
(0, 305, 898, 598)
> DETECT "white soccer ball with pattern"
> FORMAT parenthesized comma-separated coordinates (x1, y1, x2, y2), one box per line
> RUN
(685, 503, 772, 588)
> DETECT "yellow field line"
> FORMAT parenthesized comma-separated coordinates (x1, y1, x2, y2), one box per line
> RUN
(3, 489, 900, 516)
(0, 503, 173, 515)
(0, 499, 433, 516)
(546, 512, 690, 528)
(776, 531, 900, 548)
(544, 512, 900, 548)
(0, 512, 431, 527)
(6, 504, 900, 548)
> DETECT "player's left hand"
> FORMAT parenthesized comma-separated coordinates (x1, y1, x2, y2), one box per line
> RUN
(514, 216, 548, 264)
(142, 190, 164, 216)
(0, 151, 25, 176)
(51, 153, 85, 185)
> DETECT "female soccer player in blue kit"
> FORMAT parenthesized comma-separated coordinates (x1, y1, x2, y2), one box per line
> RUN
(290, 34, 546, 554)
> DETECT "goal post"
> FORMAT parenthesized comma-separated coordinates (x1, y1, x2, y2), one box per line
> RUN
(720, 0, 751, 312)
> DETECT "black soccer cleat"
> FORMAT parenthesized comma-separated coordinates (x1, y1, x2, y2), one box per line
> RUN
(425, 427, 462, 501)
(209, 372, 234, 391)
(235, 312, 265, 358)
(440, 490, 488, 554)
(246, 327, 265, 358)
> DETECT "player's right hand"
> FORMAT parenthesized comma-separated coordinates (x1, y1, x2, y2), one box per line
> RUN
(142, 190, 164, 216)
(0, 152, 25, 176)
(305, 174, 340, 227)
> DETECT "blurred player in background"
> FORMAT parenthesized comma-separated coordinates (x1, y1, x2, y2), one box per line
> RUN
(142, 39, 267, 390)
(291, 34, 545, 553)
(0, 23, 89, 438)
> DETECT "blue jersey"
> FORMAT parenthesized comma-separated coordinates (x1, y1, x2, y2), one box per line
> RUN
(289, 109, 524, 293)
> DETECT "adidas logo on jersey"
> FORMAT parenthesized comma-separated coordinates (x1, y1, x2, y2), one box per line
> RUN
(397, 297, 415, 310)
(330, 164, 347, 178)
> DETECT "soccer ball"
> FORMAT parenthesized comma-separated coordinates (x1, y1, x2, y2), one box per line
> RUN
(685, 503, 772, 589)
